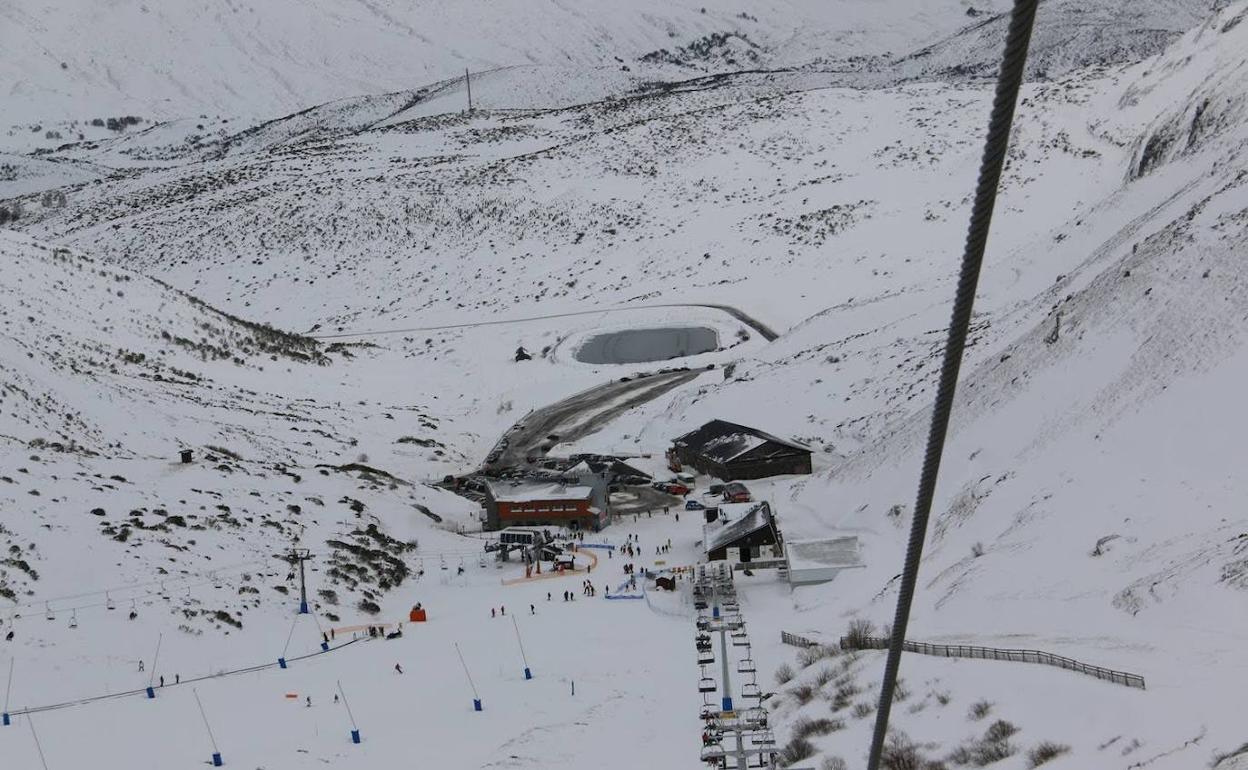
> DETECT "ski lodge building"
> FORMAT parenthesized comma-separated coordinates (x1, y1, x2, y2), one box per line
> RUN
(483, 478, 608, 531)
(702, 501, 783, 563)
(669, 420, 813, 481)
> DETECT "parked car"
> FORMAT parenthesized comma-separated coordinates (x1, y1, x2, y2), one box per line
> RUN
(685, 500, 705, 511)
(652, 481, 668, 491)
(722, 482, 751, 503)
(708, 483, 725, 495)
(666, 483, 690, 496)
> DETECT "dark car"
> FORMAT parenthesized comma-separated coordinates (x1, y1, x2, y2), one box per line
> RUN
(685, 500, 705, 511)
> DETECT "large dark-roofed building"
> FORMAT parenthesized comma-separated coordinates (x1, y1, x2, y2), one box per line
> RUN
(670, 420, 812, 481)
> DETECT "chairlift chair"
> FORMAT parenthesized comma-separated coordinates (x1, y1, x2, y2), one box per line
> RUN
(45, 602, 54, 620)
(741, 682, 762, 699)
(106, 592, 115, 611)
(698, 649, 715, 665)
(69, 610, 78, 629)
(698, 676, 717, 693)
(737, 658, 756, 674)
(700, 743, 726, 763)
(750, 730, 776, 746)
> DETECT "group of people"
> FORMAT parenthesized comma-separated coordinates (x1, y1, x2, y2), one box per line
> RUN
(655, 538, 673, 555)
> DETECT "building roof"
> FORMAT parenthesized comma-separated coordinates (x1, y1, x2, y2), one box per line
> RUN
(785, 537, 863, 571)
(703, 501, 774, 554)
(674, 420, 810, 464)
(486, 479, 595, 503)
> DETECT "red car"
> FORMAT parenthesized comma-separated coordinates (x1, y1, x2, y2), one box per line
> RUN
(665, 483, 690, 496)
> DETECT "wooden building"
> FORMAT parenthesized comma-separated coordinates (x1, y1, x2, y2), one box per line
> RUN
(671, 420, 812, 481)
(703, 501, 782, 563)
(483, 478, 607, 531)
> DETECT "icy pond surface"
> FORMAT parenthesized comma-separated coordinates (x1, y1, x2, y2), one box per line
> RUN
(575, 326, 719, 364)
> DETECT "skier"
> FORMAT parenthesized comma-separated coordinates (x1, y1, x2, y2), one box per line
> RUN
(334, 694, 340, 704)
(306, 696, 312, 708)
(159, 675, 165, 687)
(500, 606, 505, 616)
(4, 630, 12, 641)
(395, 663, 404, 674)
(547, 592, 552, 601)
(138, 660, 144, 672)
(491, 607, 496, 618)
(175, 674, 180, 684)
(128, 609, 138, 620)
(530, 604, 535, 615)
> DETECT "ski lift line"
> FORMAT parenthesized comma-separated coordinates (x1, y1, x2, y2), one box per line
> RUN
(9, 559, 268, 610)
(511, 616, 530, 669)
(865, 1, 1040, 768)
(4, 657, 13, 715)
(282, 615, 301, 657)
(453, 643, 481, 700)
(336, 680, 359, 731)
(15, 639, 362, 717)
(192, 688, 222, 756)
(26, 710, 51, 770)
(147, 634, 163, 689)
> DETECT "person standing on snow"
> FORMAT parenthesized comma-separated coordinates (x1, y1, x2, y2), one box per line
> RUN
(395, 663, 404, 674)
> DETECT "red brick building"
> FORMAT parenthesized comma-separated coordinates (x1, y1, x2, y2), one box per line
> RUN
(483, 479, 607, 531)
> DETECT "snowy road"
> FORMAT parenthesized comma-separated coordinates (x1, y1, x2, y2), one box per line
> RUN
(485, 368, 706, 471)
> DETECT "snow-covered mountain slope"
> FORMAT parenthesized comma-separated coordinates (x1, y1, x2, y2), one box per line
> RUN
(1, 0, 1016, 124)
(3, 1, 1248, 768)
(571, 6, 1248, 767)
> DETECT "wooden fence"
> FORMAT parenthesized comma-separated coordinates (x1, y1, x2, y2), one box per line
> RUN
(780, 630, 821, 648)
(839, 635, 1146, 690)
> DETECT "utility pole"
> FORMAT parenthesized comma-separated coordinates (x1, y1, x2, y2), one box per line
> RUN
(278, 548, 314, 614)
(465, 68, 473, 113)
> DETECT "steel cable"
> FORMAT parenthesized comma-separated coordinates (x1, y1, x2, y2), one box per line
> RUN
(865, 1, 1040, 767)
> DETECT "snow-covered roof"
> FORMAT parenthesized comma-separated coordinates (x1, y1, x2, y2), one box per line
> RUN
(486, 480, 595, 503)
(785, 537, 862, 571)
(703, 501, 773, 554)
(674, 420, 810, 464)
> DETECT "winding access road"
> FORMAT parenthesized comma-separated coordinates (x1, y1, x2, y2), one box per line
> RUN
(485, 368, 706, 472)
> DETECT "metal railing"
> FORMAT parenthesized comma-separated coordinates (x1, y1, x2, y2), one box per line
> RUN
(840, 635, 1145, 689)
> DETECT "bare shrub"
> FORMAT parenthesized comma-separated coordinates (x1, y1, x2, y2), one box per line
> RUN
(971, 541, 985, 557)
(774, 662, 795, 685)
(830, 681, 862, 711)
(793, 717, 845, 740)
(846, 618, 876, 647)
(813, 665, 837, 688)
(798, 643, 840, 667)
(792, 682, 816, 705)
(780, 737, 816, 767)
(882, 731, 949, 770)
(851, 701, 875, 719)
(985, 721, 1019, 743)
(1027, 742, 1071, 767)
(968, 699, 993, 720)
(821, 758, 849, 770)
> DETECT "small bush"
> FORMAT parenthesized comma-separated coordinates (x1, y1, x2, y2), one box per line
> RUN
(792, 683, 817, 705)
(780, 737, 816, 767)
(846, 618, 876, 647)
(969, 700, 993, 720)
(1027, 742, 1070, 767)
(852, 701, 875, 719)
(798, 644, 839, 667)
(830, 681, 862, 711)
(813, 665, 837, 688)
(774, 662, 795, 685)
(821, 758, 848, 770)
(793, 717, 845, 740)
(883, 731, 948, 770)
(971, 541, 985, 558)
(985, 721, 1019, 743)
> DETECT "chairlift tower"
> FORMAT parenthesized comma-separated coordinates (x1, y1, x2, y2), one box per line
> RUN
(277, 548, 314, 614)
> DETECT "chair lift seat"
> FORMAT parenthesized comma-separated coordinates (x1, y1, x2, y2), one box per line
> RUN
(698, 677, 717, 693)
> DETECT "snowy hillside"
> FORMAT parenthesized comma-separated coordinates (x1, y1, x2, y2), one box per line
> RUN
(3, 1, 1248, 769)
(1, 0, 1016, 124)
